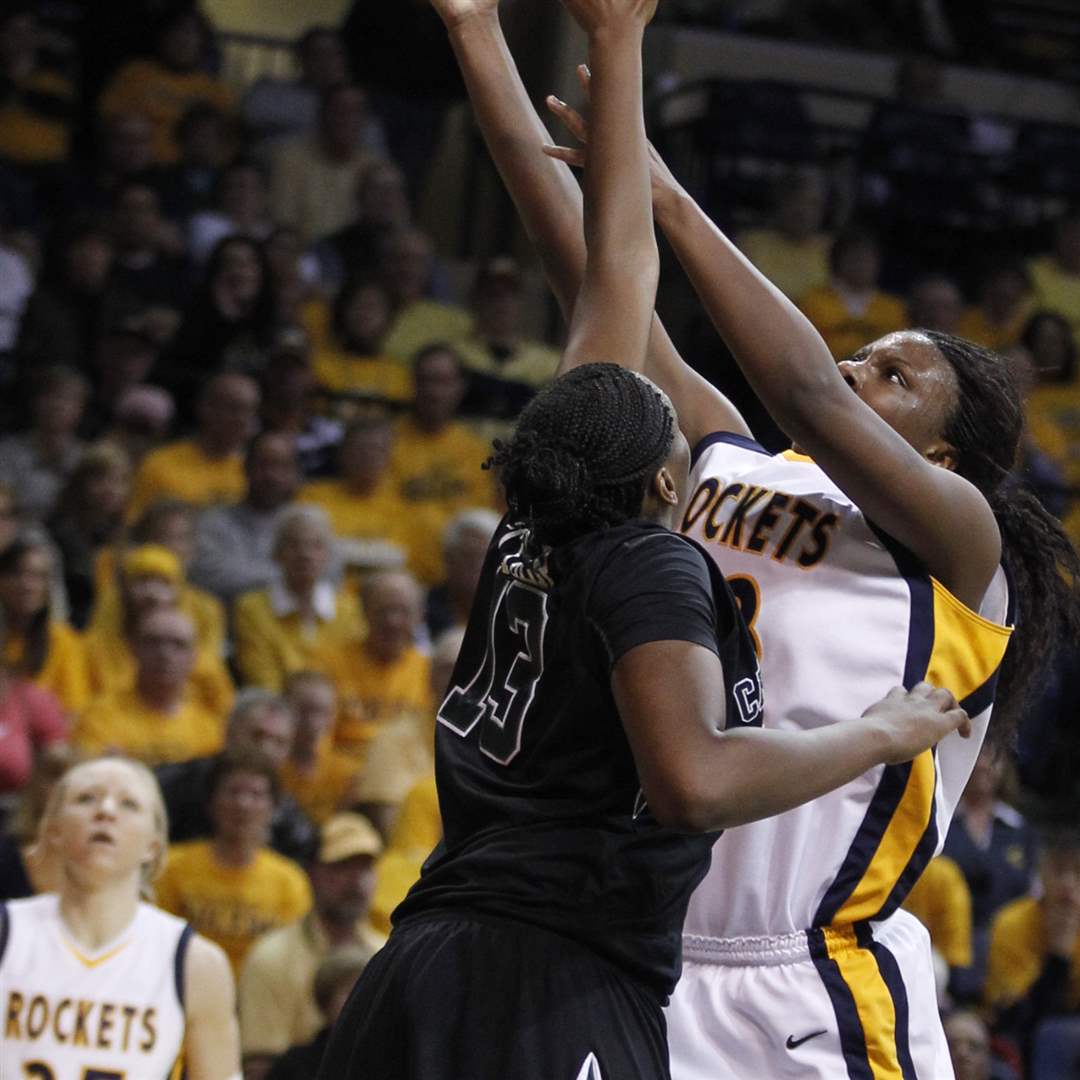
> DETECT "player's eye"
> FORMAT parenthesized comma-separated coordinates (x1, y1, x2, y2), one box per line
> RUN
(886, 368, 906, 386)
(121, 797, 139, 810)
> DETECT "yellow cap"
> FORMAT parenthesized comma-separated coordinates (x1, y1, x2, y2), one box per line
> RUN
(319, 813, 383, 863)
(122, 544, 182, 585)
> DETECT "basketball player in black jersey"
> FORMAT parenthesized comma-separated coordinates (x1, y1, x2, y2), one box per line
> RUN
(317, 1, 971, 1076)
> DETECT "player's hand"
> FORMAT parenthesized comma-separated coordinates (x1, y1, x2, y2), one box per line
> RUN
(560, 0, 658, 35)
(543, 65, 683, 213)
(862, 682, 971, 765)
(429, 0, 499, 31)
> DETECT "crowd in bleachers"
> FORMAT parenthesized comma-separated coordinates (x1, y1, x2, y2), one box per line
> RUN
(1, 2, 1080, 1078)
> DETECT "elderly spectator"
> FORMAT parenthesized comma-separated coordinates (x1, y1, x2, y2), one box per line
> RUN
(907, 272, 964, 335)
(128, 372, 258, 520)
(190, 432, 301, 602)
(0, 366, 87, 523)
(798, 229, 906, 359)
(83, 543, 232, 716)
(75, 606, 223, 766)
(0, 535, 88, 714)
(280, 671, 359, 826)
(187, 158, 274, 265)
(426, 508, 500, 638)
(738, 168, 832, 301)
(448, 257, 560, 439)
(233, 505, 361, 691)
(156, 687, 316, 862)
(98, 7, 233, 165)
(958, 261, 1033, 353)
(243, 26, 386, 154)
(1027, 210, 1080, 347)
(105, 384, 175, 466)
(47, 440, 130, 628)
(300, 416, 443, 584)
(319, 570, 430, 759)
(239, 813, 383, 1078)
(108, 180, 188, 313)
(269, 84, 380, 244)
(16, 221, 115, 371)
(393, 345, 496, 529)
(155, 749, 312, 976)
(312, 279, 411, 407)
(264, 946, 373, 1080)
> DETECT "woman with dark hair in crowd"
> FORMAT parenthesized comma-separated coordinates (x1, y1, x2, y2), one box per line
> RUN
(0, 535, 88, 714)
(446, 7, 1080, 1076)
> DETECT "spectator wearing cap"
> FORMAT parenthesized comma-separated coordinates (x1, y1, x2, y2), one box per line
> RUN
(317, 570, 431, 760)
(190, 432, 302, 603)
(156, 688, 317, 863)
(263, 946, 373, 1080)
(83, 543, 233, 716)
(128, 372, 258, 521)
(279, 671, 359, 827)
(738, 169, 832, 302)
(98, 7, 234, 165)
(425, 509, 500, 638)
(269, 84, 380, 245)
(1027, 210, 1080, 349)
(986, 828, 1080, 1066)
(238, 812, 384, 1077)
(798, 230, 906, 359)
(391, 345, 496, 538)
(155, 749, 312, 975)
(299, 416, 443, 584)
(311, 279, 412, 408)
(75, 605, 224, 766)
(233, 505, 362, 692)
(0, 366, 87, 523)
(957, 261, 1033, 353)
(447, 256, 560, 442)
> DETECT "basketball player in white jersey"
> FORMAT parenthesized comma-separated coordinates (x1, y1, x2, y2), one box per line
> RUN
(425, 4, 1080, 1076)
(0, 756, 241, 1080)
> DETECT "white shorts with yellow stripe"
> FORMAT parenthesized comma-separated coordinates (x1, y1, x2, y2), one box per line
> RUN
(666, 909, 952, 1080)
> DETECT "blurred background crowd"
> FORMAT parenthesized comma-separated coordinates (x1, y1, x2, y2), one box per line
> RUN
(0, 1, 1079, 1078)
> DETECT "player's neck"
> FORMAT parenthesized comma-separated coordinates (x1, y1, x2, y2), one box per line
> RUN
(59, 876, 140, 951)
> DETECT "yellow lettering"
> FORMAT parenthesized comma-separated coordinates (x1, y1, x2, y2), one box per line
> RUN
(5, 990, 23, 1038)
(26, 995, 48, 1040)
(97, 1001, 115, 1050)
(121, 1004, 138, 1052)
(73, 1000, 92, 1047)
(53, 998, 72, 1043)
(141, 1007, 157, 1053)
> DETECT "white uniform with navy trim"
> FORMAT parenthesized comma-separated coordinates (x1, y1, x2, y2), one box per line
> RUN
(666, 433, 1013, 1080)
(0, 895, 191, 1080)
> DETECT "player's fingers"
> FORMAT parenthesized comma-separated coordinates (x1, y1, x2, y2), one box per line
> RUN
(883, 685, 907, 700)
(545, 96, 588, 142)
(951, 709, 972, 738)
(925, 685, 959, 711)
(577, 63, 592, 95)
(542, 145, 585, 167)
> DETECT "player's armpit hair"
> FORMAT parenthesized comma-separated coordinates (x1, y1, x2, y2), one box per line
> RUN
(488, 363, 676, 551)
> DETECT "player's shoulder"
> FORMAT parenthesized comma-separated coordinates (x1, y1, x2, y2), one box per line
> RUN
(136, 899, 190, 936)
(2, 892, 58, 930)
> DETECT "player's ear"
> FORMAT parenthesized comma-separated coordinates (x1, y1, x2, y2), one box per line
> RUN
(653, 465, 679, 507)
(924, 439, 958, 472)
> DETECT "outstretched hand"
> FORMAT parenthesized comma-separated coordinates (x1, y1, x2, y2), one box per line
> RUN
(862, 682, 971, 766)
(428, 0, 498, 30)
(561, 0, 658, 34)
(543, 65, 682, 209)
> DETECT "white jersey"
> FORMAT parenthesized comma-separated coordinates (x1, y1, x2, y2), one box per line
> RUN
(680, 434, 1012, 940)
(0, 895, 190, 1080)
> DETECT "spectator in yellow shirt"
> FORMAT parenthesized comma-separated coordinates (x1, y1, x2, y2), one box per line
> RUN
(903, 854, 974, 975)
(155, 750, 313, 975)
(798, 230, 906, 359)
(985, 830, 1080, 1063)
(128, 373, 259, 522)
(957, 261, 1033, 353)
(738, 168, 832, 301)
(425, 509, 500, 638)
(280, 671, 360, 826)
(238, 813, 384, 1077)
(76, 606, 224, 766)
(393, 345, 496, 528)
(85, 544, 233, 716)
(98, 8, 233, 164)
(312, 279, 412, 408)
(300, 417, 443, 584)
(317, 570, 431, 759)
(0, 535, 89, 714)
(234, 506, 363, 692)
(1027, 210, 1080, 347)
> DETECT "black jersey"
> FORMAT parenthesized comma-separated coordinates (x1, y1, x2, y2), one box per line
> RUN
(395, 516, 762, 1000)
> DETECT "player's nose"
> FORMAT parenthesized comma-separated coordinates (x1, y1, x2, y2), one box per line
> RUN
(837, 359, 861, 394)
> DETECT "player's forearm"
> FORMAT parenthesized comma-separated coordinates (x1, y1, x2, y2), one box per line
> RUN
(655, 186, 847, 440)
(448, 13, 587, 321)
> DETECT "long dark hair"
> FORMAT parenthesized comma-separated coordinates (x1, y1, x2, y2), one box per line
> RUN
(488, 363, 676, 551)
(922, 329, 1080, 742)
(0, 536, 53, 677)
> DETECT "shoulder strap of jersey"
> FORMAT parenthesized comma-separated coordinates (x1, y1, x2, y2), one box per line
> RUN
(0, 901, 9, 968)
(174, 922, 195, 1008)
(690, 430, 771, 470)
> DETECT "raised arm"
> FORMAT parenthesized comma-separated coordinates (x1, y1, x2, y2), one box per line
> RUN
(431, 0, 748, 440)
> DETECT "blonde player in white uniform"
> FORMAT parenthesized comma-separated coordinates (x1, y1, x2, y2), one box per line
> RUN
(418, 5, 1080, 1076)
(0, 756, 241, 1080)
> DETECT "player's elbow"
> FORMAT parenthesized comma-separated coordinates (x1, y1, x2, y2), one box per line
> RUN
(646, 777, 731, 833)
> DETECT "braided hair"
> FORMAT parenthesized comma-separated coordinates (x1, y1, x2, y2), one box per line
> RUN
(489, 363, 676, 551)
(921, 329, 1080, 743)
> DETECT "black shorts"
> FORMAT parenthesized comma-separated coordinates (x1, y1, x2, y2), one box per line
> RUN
(316, 912, 671, 1080)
